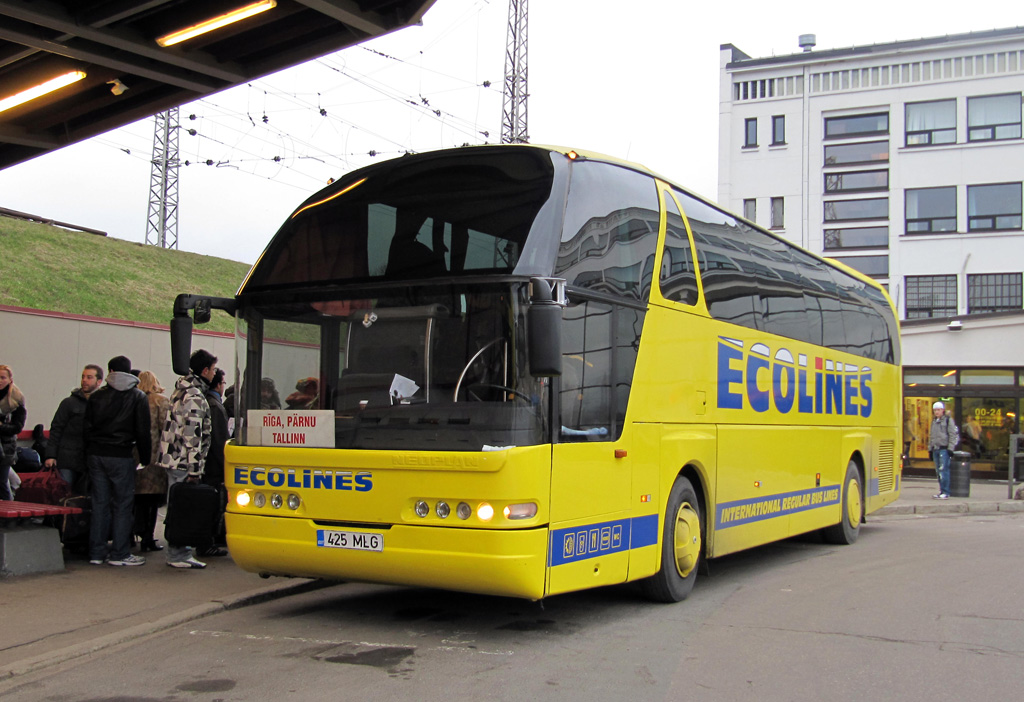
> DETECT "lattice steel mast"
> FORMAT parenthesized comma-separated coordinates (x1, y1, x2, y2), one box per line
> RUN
(145, 108, 180, 249)
(501, 0, 528, 144)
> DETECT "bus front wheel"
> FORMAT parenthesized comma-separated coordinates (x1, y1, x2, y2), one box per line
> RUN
(641, 476, 702, 603)
(823, 460, 862, 545)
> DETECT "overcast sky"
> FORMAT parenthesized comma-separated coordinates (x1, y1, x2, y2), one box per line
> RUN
(0, 0, 1019, 264)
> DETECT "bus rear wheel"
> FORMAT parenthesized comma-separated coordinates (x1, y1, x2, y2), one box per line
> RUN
(823, 460, 862, 545)
(641, 476, 702, 603)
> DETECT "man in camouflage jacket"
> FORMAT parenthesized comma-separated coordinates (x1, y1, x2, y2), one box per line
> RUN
(159, 348, 217, 568)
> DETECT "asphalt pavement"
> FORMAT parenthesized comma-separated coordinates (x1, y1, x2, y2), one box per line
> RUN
(1, 477, 1021, 682)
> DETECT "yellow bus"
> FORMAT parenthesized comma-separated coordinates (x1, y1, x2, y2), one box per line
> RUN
(171, 145, 901, 602)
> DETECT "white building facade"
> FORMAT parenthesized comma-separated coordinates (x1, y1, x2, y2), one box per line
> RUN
(719, 28, 1024, 478)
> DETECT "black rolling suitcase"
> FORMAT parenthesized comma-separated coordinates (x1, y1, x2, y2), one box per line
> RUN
(60, 495, 92, 552)
(164, 481, 220, 547)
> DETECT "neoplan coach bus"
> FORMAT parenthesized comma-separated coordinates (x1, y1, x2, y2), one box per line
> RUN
(170, 144, 901, 602)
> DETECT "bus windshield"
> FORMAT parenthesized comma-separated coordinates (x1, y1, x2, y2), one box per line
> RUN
(241, 147, 565, 292)
(241, 284, 549, 451)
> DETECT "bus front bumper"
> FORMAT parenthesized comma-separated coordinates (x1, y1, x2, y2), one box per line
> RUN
(225, 512, 549, 600)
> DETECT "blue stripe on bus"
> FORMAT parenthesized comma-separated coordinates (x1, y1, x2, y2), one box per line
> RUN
(715, 485, 841, 530)
(868, 477, 880, 496)
(548, 514, 659, 567)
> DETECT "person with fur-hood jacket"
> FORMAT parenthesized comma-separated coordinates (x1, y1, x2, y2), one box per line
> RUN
(0, 364, 27, 501)
(158, 348, 217, 569)
(83, 356, 151, 567)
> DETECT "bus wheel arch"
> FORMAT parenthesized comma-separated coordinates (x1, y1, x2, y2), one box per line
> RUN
(641, 467, 706, 603)
(823, 456, 864, 545)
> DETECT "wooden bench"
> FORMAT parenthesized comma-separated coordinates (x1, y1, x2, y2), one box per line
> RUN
(0, 500, 82, 523)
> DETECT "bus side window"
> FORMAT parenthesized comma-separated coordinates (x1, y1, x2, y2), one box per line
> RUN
(555, 161, 660, 303)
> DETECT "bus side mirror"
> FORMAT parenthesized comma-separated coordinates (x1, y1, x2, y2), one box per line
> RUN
(170, 315, 193, 376)
(527, 277, 564, 377)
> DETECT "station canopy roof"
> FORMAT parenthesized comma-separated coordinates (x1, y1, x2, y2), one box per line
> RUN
(0, 0, 436, 170)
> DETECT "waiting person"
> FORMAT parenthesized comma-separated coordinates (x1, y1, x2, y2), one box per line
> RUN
(0, 364, 27, 501)
(45, 364, 104, 494)
(200, 368, 229, 557)
(84, 356, 151, 566)
(285, 377, 319, 409)
(928, 401, 959, 500)
(159, 349, 217, 569)
(134, 371, 170, 552)
(260, 377, 281, 409)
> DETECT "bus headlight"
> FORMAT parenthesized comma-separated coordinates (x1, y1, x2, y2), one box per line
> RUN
(414, 500, 429, 518)
(503, 502, 538, 520)
(271, 493, 283, 509)
(236, 491, 251, 507)
(287, 494, 301, 510)
(456, 502, 471, 520)
(477, 502, 494, 521)
(435, 501, 450, 518)
(253, 492, 266, 508)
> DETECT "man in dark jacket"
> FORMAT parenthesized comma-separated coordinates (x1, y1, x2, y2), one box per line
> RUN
(84, 356, 151, 567)
(44, 364, 104, 494)
(200, 368, 229, 556)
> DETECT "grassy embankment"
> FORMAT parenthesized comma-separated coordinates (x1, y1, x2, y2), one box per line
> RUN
(0, 216, 250, 334)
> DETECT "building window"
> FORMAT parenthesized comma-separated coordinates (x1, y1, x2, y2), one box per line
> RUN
(905, 99, 956, 146)
(770, 197, 784, 229)
(967, 273, 1023, 314)
(824, 112, 889, 138)
(825, 169, 889, 193)
(744, 118, 757, 147)
(771, 115, 786, 145)
(824, 226, 889, 250)
(967, 183, 1023, 231)
(905, 187, 957, 233)
(905, 275, 957, 318)
(824, 198, 888, 222)
(967, 94, 1022, 142)
(829, 254, 889, 278)
(743, 198, 756, 222)
(824, 141, 889, 165)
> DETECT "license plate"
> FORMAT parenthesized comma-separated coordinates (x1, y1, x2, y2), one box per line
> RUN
(317, 529, 383, 552)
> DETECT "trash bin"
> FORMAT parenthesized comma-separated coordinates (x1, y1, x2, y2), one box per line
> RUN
(950, 450, 971, 498)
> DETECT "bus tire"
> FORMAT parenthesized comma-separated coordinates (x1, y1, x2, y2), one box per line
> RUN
(641, 476, 702, 603)
(823, 460, 862, 545)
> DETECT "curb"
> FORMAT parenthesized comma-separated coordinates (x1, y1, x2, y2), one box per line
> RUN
(875, 500, 1024, 517)
(0, 578, 332, 681)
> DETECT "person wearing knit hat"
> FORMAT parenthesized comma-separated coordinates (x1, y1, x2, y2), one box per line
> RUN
(928, 401, 959, 500)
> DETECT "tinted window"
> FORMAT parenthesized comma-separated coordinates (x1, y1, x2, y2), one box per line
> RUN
(556, 161, 660, 301)
(682, 195, 762, 330)
(560, 299, 644, 441)
(659, 190, 699, 305)
(246, 148, 556, 290)
(825, 198, 889, 221)
(825, 113, 889, 138)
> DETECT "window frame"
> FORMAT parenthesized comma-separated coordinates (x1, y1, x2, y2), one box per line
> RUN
(824, 197, 889, 223)
(905, 274, 958, 319)
(824, 169, 889, 194)
(744, 118, 758, 148)
(905, 99, 957, 147)
(824, 140, 890, 166)
(967, 272, 1023, 314)
(743, 198, 756, 222)
(905, 186, 958, 234)
(824, 112, 890, 139)
(967, 182, 1023, 232)
(771, 115, 786, 145)
(967, 93, 1023, 143)
(823, 226, 889, 251)
(770, 197, 784, 229)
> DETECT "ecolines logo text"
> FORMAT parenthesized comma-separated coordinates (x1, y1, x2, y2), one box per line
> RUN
(717, 337, 873, 417)
(234, 467, 373, 492)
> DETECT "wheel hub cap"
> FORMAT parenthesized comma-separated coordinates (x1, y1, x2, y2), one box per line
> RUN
(673, 501, 701, 578)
